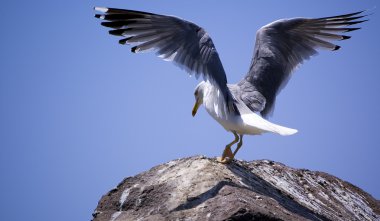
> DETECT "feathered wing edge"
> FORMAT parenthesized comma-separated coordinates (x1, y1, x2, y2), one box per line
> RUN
(94, 6, 239, 115)
(241, 10, 369, 118)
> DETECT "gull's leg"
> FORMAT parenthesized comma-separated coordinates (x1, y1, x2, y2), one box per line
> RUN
(217, 132, 239, 164)
(232, 134, 244, 158)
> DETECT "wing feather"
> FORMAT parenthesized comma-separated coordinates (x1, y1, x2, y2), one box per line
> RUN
(238, 11, 368, 118)
(95, 7, 237, 113)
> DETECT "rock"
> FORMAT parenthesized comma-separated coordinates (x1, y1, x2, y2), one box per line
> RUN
(92, 156, 380, 221)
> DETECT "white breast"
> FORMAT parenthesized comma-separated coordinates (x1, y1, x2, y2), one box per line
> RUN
(202, 82, 244, 132)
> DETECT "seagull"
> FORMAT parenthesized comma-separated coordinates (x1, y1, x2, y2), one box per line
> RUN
(94, 7, 367, 163)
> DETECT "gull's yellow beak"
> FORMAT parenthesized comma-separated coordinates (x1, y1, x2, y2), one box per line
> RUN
(192, 100, 201, 117)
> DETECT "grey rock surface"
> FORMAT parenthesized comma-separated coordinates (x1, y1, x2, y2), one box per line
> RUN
(92, 156, 380, 221)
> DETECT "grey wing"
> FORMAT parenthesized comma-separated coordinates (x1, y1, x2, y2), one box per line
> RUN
(95, 7, 236, 113)
(238, 11, 367, 118)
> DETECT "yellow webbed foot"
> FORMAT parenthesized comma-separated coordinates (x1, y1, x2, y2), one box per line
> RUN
(217, 146, 234, 164)
(216, 156, 233, 164)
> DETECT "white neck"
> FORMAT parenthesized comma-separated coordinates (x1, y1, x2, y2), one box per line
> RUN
(201, 81, 229, 120)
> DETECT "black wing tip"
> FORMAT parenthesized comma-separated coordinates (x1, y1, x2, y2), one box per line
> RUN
(318, 10, 365, 20)
(101, 21, 123, 28)
(119, 37, 132, 45)
(100, 21, 110, 28)
(318, 10, 372, 25)
(333, 45, 341, 51)
(347, 19, 369, 26)
(345, 27, 361, 33)
(131, 46, 137, 53)
(341, 35, 351, 40)
(109, 29, 123, 36)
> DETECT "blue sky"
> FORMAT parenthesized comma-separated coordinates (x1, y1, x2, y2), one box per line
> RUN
(0, 1, 379, 220)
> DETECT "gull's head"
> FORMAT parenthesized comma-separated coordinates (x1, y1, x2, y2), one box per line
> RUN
(192, 82, 206, 117)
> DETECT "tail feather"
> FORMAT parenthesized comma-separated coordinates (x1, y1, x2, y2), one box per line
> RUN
(272, 124, 298, 136)
(241, 113, 298, 136)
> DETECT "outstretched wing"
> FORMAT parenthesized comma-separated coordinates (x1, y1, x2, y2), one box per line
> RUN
(238, 11, 367, 118)
(94, 7, 236, 113)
